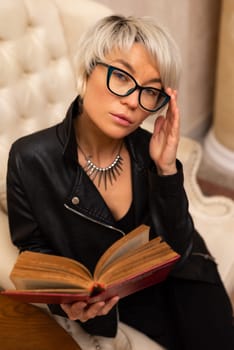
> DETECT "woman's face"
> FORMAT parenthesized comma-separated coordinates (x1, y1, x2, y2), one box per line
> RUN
(82, 43, 162, 139)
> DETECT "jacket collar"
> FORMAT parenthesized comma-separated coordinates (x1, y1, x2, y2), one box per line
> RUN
(56, 96, 80, 164)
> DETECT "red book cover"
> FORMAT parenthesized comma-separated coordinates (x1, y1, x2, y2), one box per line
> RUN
(1, 255, 179, 304)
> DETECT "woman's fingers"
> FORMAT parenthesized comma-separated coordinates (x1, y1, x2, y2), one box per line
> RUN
(96, 296, 119, 316)
(153, 115, 165, 135)
(61, 296, 119, 322)
(61, 300, 104, 322)
(166, 88, 180, 133)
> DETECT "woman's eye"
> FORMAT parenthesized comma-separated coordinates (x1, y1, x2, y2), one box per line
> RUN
(145, 88, 159, 97)
(113, 70, 128, 82)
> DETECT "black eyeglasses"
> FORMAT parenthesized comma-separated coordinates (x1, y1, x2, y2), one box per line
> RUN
(96, 61, 170, 112)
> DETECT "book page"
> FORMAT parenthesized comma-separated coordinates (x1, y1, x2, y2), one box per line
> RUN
(10, 251, 93, 291)
(11, 268, 92, 290)
(97, 237, 179, 286)
(94, 224, 150, 279)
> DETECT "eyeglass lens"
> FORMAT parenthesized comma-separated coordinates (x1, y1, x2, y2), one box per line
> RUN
(108, 67, 169, 112)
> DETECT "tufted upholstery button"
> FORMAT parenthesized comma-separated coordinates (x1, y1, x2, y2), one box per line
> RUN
(22, 68, 31, 75)
(71, 196, 80, 205)
(27, 20, 34, 28)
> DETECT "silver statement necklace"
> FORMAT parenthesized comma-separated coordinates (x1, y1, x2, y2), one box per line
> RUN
(78, 142, 124, 190)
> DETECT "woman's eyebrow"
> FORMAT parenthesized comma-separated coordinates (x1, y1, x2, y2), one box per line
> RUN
(112, 59, 162, 84)
(112, 59, 135, 73)
(146, 78, 162, 85)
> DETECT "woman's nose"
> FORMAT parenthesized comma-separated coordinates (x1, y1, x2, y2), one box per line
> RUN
(120, 89, 139, 109)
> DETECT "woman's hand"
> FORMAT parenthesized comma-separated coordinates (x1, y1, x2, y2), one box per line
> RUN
(149, 88, 180, 176)
(61, 296, 119, 322)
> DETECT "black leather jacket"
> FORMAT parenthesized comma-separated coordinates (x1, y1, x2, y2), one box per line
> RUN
(7, 97, 218, 336)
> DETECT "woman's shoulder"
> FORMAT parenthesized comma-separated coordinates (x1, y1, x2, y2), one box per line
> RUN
(127, 127, 152, 166)
(11, 124, 58, 152)
(9, 123, 61, 164)
(129, 126, 152, 150)
(131, 126, 152, 141)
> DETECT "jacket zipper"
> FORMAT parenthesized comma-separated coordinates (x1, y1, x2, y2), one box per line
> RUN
(65, 203, 122, 328)
(64, 204, 125, 236)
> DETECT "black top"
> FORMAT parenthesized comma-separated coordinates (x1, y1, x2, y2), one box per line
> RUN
(115, 200, 135, 233)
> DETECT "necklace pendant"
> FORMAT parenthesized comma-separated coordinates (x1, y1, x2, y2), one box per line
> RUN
(84, 155, 123, 189)
(78, 142, 124, 190)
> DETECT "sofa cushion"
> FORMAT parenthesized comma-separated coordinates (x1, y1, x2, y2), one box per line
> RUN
(0, 0, 77, 209)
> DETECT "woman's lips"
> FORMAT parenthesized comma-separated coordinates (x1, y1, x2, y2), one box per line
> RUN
(111, 113, 133, 126)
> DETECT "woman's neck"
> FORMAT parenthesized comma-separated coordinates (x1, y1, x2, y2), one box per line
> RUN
(74, 113, 124, 166)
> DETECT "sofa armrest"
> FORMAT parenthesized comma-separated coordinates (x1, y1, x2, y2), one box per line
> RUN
(0, 211, 18, 290)
(178, 137, 234, 307)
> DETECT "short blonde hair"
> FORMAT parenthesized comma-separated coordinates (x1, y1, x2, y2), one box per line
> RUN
(74, 15, 181, 98)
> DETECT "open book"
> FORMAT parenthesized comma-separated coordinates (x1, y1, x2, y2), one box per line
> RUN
(2, 224, 180, 304)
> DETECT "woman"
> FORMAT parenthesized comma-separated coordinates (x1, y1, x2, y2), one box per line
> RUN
(7, 15, 234, 349)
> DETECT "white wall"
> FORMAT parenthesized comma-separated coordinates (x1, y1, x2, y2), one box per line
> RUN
(96, 0, 221, 138)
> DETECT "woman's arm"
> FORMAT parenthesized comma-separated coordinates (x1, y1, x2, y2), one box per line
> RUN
(148, 160, 194, 256)
(7, 144, 53, 254)
(148, 88, 194, 256)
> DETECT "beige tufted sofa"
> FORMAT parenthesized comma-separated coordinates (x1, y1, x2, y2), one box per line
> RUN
(0, 0, 164, 349)
(0, 0, 111, 288)
(0, 0, 234, 348)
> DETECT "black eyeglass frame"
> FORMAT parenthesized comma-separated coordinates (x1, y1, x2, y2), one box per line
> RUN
(96, 61, 170, 112)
